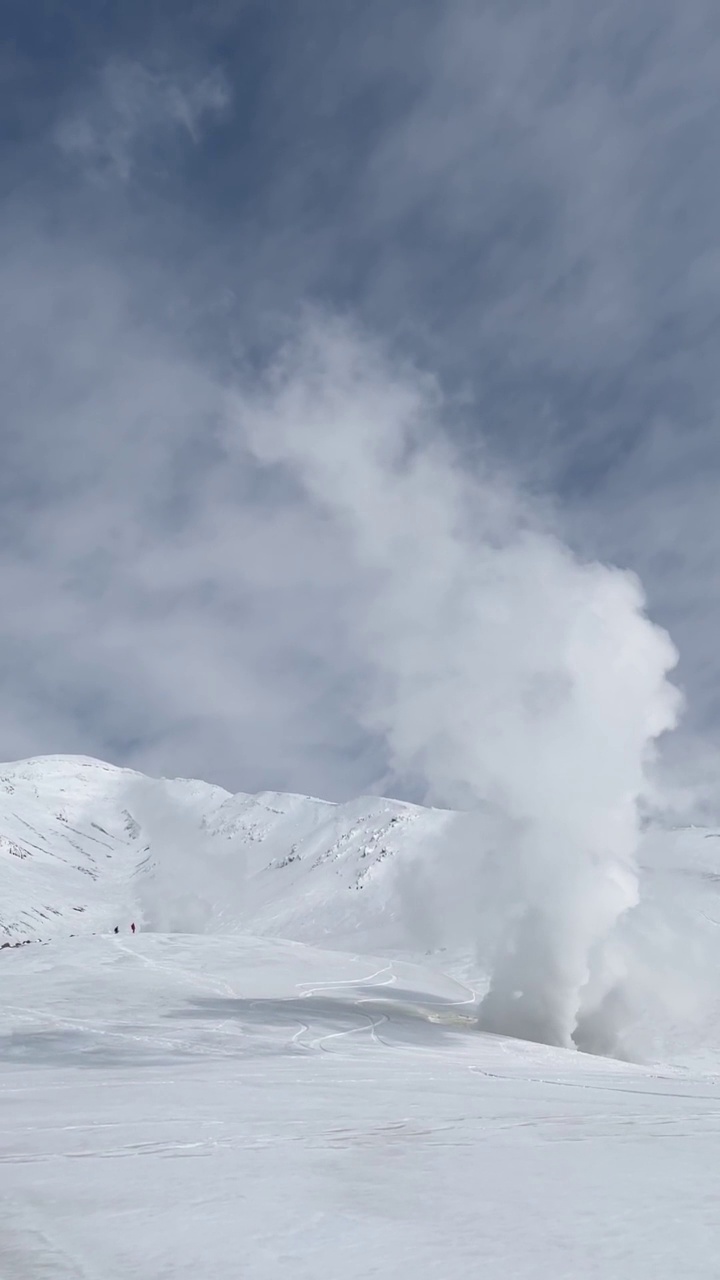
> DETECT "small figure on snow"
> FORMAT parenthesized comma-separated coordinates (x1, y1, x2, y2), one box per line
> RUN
(130, 922, 136, 934)
(113, 926, 119, 935)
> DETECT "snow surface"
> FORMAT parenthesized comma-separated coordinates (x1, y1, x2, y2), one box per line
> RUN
(2, 755, 720, 1278)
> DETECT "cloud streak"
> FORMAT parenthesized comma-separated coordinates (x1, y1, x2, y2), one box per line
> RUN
(55, 59, 230, 181)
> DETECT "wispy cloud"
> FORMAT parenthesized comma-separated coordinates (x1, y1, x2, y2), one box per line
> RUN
(55, 60, 230, 181)
(3, 0, 720, 813)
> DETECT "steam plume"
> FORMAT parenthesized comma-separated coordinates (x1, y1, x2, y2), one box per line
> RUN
(228, 313, 681, 1050)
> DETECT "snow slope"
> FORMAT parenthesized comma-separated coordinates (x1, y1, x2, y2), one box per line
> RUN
(3, 755, 720, 1279)
(0, 754, 451, 949)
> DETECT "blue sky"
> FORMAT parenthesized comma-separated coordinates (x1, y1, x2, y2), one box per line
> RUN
(2, 0, 720, 804)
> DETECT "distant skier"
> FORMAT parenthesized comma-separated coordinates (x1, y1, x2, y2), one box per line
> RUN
(130, 922, 136, 935)
(113, 926, 119, 935)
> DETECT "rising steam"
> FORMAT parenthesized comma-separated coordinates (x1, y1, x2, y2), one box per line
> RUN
(227, 313, 682, 1051)
(126, 779, 244, 935)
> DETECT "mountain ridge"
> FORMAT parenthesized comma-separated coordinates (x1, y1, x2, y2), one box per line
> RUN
(0, 753, 451, 949)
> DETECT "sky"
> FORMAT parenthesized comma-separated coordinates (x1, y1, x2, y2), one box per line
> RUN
(2, 0, 720, 806)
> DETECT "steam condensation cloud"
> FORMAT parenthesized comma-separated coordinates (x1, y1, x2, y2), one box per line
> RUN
(227, 313, 682, 1050)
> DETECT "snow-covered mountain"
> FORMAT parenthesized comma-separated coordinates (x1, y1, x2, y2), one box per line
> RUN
(3, 752, 720, 1049)
(0, 754, 453, 949)
(4, 754, 720, 1279)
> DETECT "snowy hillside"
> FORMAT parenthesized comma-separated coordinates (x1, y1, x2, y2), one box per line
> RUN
(0, 754, 452, 949)
(4, 755, 720, 1279)
(3, 754, 720, 1048)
